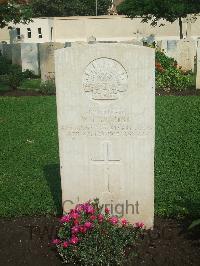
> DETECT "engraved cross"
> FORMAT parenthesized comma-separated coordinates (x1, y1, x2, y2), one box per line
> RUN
(91, 142, 120, 164)
(91, 142, 121, 192)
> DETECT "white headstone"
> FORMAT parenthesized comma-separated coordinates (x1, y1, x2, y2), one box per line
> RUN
(166, 40, 178, 59)
(55, 43, 155, 229)
(39, 42, 64, 81)
(2, 44, 12, 61)
(12, 44, 22, 66)
(21, 43, 39, 75)
(160, 39, 196, 71)
(177, 40, 196, 71)
(196, 48, 200, 90)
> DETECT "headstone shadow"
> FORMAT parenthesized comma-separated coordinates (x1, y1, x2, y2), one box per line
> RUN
(43, 164, 62, 216)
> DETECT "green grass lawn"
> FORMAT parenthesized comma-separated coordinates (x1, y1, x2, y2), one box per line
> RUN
(0, 96, 200, 218)
(20, 79, 41, 91)
(0, 78, 41, 92)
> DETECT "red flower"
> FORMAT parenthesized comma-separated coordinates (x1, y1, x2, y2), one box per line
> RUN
(60, 215, 70, 223)
(98, 214, 104, 223)
(71, 225, 79, 234)
(85, 204, 95, 214)
(79, 226, 87, 234)
(63, 241, 69, 248)
(74, 219, 80, 225)
(135, 222, 144, 228)
(70, 212, 80, 220)
(109, 216, 119, 225)
(105, 207, 110, 214)
(90, 215, 97, 221)
(52, 239, 61, 245)
(121, 218, 127, 226)
(70, 236, 79, 245)
(84, 221, 93, 229)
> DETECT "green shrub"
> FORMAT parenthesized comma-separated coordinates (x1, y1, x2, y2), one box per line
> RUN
(39, 78, 56, 95)
(22, 69, 40, 79)
(155, 51, 195, 91)
(188, 219, 200, 230)
(53, 199, 143, 266)
(0, 55, 12, 75)
(156, 50, 176, 69)
(0, 55, 24, 89)
(8, 66, 24, 90)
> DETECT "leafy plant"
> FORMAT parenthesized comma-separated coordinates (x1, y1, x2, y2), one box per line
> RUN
(188, 219, 200, 230)
(155, 51, 195, 91)
(0, 1, 32, 29)
(39, 78, 56, 95)
(117, 0, 200, 39)
(7, 65, 24, 90)
(22, 69, 39, 79)
(53, 199, 143, 266)
(0, 55, 12, 75)
(31, 0, 112, 17)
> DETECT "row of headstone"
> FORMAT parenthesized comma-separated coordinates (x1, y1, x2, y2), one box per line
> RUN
(0, 42, 65, 79)
(157, 39, 197, 71)
(0, 40, 143, 80)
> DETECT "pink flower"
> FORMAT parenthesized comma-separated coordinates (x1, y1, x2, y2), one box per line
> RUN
(79, 226, 87, 234)
(109, 216, 119, 225)
(70, 212, 80, 220)
(70, 236, 79, 245)
(105, 207, 110, 214)
(63, 241, 69, 248)
(121, 218, 127, 226)
(84, 221, 93, 229)
(60, 215, 70, 223)
(98, 214, 104, 223)
(75, 204, 84, 212)
(71, 225, 79, 234)
(135, 222, 144, 228)
(85, 204, 95, 214)
(52, 239, 61, 245)
(74, 219, 80, 225)
(90, 215, 97, 221)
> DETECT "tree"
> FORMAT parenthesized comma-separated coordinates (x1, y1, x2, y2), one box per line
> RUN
(117, 0, 200, 39)
(0, 0, 32, 28)
(30, 0, 112, 17)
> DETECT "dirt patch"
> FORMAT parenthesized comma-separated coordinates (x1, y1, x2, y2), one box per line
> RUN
(0, 216, 199, 266)
(0, 90, 45, 97)
(156, 89, 200, 96)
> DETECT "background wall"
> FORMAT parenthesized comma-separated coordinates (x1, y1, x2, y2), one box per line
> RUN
(0, 15, 200, 44)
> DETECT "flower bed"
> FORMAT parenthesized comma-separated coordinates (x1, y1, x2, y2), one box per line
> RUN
(53, 199, 143, 265)
(155, 51, 195, 91)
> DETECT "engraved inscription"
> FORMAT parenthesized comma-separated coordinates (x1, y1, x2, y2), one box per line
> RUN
(62, 108, 151, 137)
(83, 58, 128, 101)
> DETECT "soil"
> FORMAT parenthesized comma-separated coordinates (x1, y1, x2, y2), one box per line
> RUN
(0, 90, 45, 97)
(156, 89, 200, 96)
(0, 216, 199, 266)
